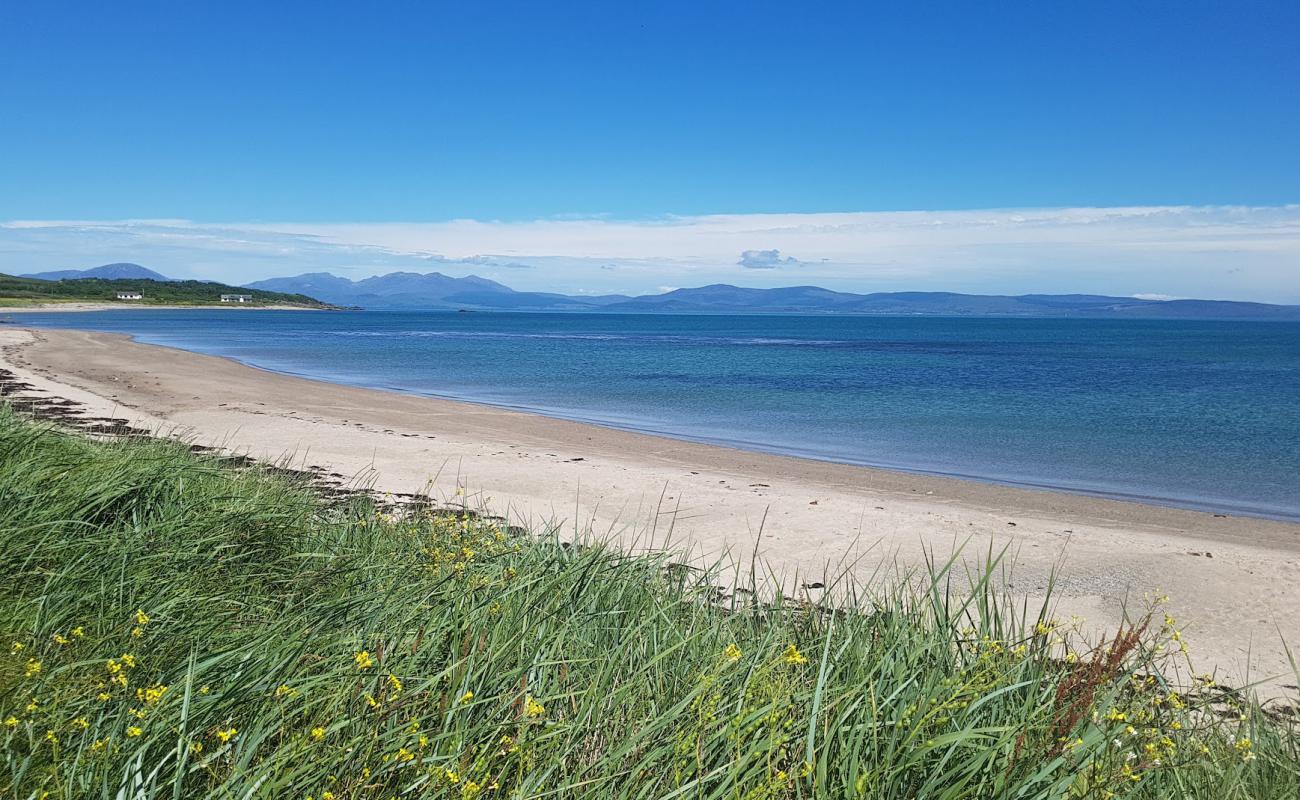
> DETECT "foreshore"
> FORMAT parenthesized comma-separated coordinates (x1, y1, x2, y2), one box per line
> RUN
(2, 324, 1299, 693)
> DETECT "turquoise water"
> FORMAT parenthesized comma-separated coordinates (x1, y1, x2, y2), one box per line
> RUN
(11, 309, 1300, 521)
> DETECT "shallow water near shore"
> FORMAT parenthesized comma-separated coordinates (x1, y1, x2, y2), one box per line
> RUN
(10, 309, 1300, 521)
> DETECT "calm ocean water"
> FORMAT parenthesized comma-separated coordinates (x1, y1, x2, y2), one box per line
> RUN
(11, 309, 1300, 521)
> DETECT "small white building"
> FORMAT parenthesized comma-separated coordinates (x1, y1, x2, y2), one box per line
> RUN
(115, 291, 143, 300)
(220, 294, 253, 303)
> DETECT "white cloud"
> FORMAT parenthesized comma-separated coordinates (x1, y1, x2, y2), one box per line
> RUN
(737, 249, 799, 269)
(3, 204, 1299, 303)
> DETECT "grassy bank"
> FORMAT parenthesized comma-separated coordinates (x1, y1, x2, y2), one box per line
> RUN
(1, 407, 1296, 798)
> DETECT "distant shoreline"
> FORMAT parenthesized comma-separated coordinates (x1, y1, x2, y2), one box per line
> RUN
(1, 301, 325, 313)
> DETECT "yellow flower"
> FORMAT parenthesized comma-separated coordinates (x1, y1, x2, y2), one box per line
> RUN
(782, 644, 808, 665)
(386, 673, 403, 693)
(459, 690, 474, 704)
(215, 727, 237, 743)
(3, 716, 18, 729)
(24, 659, 42, 678)
(310, 726, 326, 742)
(72, 627, 85, 638)
(198, 685, 210, 695)
(396, 746, 414, 763)
(45, 729, 59, 745)
(137, 684, 168, 705)
(524, 695, 546, 718)
(444, 768, 460, 784)
(354, 651, 375, 669)
(1105, 708, 1127, 723)
(131, 627, 144, 638)
(72, 717, 89, 730)
(418, 734, 429, 748)
(133, 610, 150, 626)
(126, 726, 142, 738)
(322, 793, 335, 800)
(112, 673, 129, 689)
(723, 643, 743, 662)
(10, 642, 24, 653)
(189, 741, 203, 755)
(25, 699, 38, 713)
(106, 658, 121, 674)
(274, 684, 298, 699)
(53, 633, 70, 646)
(91, 738, 107, 752)
(365, 693, 380, 709)
(120, 654, 136, 668)
(97, 692, 112, 702)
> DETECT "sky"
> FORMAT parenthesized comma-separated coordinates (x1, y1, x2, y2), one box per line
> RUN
(2, 1, 1298, 301)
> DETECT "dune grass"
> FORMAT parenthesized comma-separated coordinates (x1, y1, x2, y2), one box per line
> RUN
(1, 406, 1297, 798)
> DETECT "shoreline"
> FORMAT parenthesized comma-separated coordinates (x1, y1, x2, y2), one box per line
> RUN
(9, 312, 1295, 524)
(152, 349, 1300, 525)
(2, 325, 1299, 692)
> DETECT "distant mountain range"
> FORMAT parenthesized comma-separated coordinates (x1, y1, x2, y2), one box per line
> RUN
(247, 270, 1300, 320)
(22, 263, 172, 282)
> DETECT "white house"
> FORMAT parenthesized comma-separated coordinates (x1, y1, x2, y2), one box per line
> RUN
(115, 292, 143, 300)
(220, 294, 253, 303)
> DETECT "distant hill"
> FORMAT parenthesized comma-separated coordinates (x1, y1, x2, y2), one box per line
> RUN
(247, 271, 631, 310)
(247, 271, 1300, 320)
(22, 263, 172, 281)
(0, 272, 332, 309)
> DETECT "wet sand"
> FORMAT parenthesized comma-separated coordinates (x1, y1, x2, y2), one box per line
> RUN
(2, 325, 1298, 695)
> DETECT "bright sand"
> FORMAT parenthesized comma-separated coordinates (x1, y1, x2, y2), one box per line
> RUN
(3, 325, 1298, 694)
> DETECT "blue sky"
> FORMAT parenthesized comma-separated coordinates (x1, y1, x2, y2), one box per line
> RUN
(2, 1, 1298, 300)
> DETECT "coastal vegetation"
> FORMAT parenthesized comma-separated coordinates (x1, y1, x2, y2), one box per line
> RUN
(1, 406, 1297, 798)
(0, 273, 331, 308)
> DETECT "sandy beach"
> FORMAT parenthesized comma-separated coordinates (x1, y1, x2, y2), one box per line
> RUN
(2, 324, 1298, 694)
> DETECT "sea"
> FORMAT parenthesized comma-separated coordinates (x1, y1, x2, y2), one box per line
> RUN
(9, 309, 1300, 522)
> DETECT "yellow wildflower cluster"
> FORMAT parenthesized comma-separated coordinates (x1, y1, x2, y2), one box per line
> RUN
(131, 609, 151, 639)
(136, 683, 168, 705)
(103, 653, 138, 692)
